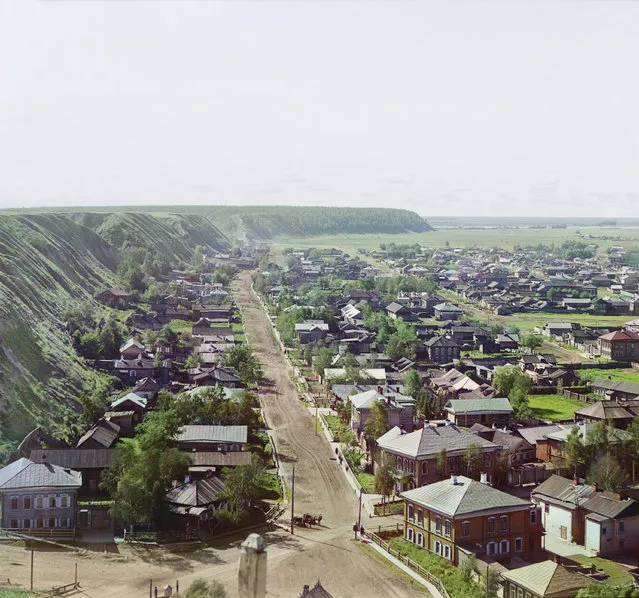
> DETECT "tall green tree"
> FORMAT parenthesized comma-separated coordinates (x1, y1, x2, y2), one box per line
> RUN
(587, 454, 628, 492)
(463, 442, 484, 480)
(221, 462, 265, 515)
(375, 459, 396, 515)
(563, 426, 585, 477)
(186, 579, 227, 598)
(222, 344, 262, 387)
(364, 401, 390, 441)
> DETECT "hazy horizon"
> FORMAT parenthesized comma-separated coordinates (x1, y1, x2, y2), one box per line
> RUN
(2, 1, 639, 217)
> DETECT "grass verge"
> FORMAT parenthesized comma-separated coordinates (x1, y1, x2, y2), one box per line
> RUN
(528, 393, 583, 421)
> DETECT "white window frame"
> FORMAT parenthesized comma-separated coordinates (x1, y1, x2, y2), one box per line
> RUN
(462, 520, 470, 538)
(48, 495, 56, 508)
(406, 527, 414, 542)
(435, 515, 442, 533)
(60, 495, 69, 509)
(444, 519, 451, 538)
(487, 516, 496, 534)
(23, 496, 32, 510)
(530, 509, 537, 525)
(500, 515, 508, 532)
(487, 541, 496, 556)
(515, 537, 523, 552)
(35, 495, 43, 509)
(434, 540, 441, 555)
(9, 496, 19, 510)
(444, 545, 451, 560)
(500, 539, 510, 554)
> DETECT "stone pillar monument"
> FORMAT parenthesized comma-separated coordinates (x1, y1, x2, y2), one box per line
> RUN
(238, 533, 267, 598)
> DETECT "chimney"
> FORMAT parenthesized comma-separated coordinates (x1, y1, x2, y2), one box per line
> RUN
(480, 472, 489, 485)
(238, 533, 267, 598)
(592, 481, 599, 492)
(451, 474, 458, 485)
(385, 396, 391, 406)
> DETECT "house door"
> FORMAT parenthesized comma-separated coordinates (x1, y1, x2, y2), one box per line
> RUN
(560, 526, 567, 540)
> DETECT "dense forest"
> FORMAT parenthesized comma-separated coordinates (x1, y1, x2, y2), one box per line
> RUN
(0, 206, 431, 455)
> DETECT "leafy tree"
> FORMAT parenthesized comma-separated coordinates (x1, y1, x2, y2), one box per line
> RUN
(483, 567, 500, 598)
(375, 459, 396, 514)
(463, 442, 483, 480)
(117, 253, 146, 292)
(363, 401, 390, 441)
(587, 454, 628, 492)
(521, 334, 544, 353)
(563, 426, 585, 476)
(222, 344, 262, 387)
(185, 354, 201, 369)
(159, 325, 179, 347)
(185, 579, 227, 598)
(313, 347, 334, 377)
(436, 448, 447, 480)
(102, 408, 190, 525)
(577, 584, 639, 598)
(492, 365, 531, 397)
(505, 325, 520, 335)
(221, 463, 265, 515)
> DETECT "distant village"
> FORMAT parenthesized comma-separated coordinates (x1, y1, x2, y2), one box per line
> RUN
(3, 239, 639, 597)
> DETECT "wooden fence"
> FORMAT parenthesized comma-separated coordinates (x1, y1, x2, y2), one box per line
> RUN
(366, 531, 451, 598)
(0, 527, 76, 540)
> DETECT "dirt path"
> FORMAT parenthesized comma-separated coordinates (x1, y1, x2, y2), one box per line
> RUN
(0, 271, 427, 598)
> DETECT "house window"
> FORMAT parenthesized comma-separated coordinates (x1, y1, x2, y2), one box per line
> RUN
(515, 537, 523, 552)
(487, 542, 496, 556)
(23, 519, 31, 529)
(60, 495, 69, 509)
(10, 520, 18, 529)
(487, 517, 496, 534)
(417, 509, 424, 526)
(417, 532, 424, 547)
(406, 528, 414, 542)
(462, 521, 470, 538)
(60, 517, 69, 528)
(48, 518, 56, 528)
(530, 510, 538, 524)
(434, 540, 441, 555)
(518, 589, 523, 598)
(560, 526, 567, 540)
(48, 495, 56, 508)
(408, 505, 414, 521)
(23, 496, 32, 510)
(444, 545, 451, 560)
(619, 520, 625, 533)
(36, 496, 43, 509)
(510, 588, 516, 598)
(444, 520, 451, 538)
(9, 497, 18, 510)
(500, 540, 510, 554)
(422, 461, 428, 475)
(36, 518, 44, 529)
(500, 515, 508, 532)
(435, 515, 442, 533)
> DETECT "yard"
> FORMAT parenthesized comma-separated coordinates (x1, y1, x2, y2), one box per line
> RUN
(577, 368, 639, 385)
(568, 554, 633, 586)
(387, 538, 485, 598)
(528, 393, 583, 422)
(324, 414, 347, 438)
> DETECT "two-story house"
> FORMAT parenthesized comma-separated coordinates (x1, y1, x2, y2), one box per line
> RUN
(0, 457, 82, 535)
(424, 336, 461, 364)
(597, 330, 639, 361)
(350, 389, 415, 434)
(401, 475, 543, 565)
(532, 475, 639, 556)
(376, 424, 501, 491)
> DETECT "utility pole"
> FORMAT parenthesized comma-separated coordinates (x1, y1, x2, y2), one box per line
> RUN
(315, 400, 318, 436)
(30, 546, 34, 591)
(357, 488, 363, 536)
(290, 467, 295, 535)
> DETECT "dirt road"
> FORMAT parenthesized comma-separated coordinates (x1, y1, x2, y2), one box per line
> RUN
(0, 272, 427, 598)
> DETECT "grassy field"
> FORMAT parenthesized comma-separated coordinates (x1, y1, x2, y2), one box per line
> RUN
(577, 368, 639, 384)
(273, 226, 639, 255)
(528, 394, 583, 421)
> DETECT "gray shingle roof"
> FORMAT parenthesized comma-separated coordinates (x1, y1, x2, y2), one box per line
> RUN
(501, 561, 592, 596)
(177, 425, 248, 444)
(166, 476, 226, 507)
(0, 458, 82, 490)
(377, 424, 499, 458)
(401, 475, 531, 517)
(445, 398, 513, 414)
(29, 449, 116, 470)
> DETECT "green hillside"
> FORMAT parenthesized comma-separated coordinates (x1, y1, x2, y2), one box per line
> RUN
(0, 206, 430, 451)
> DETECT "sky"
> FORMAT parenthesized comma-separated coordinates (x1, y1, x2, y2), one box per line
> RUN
(1, 1, 638, 217)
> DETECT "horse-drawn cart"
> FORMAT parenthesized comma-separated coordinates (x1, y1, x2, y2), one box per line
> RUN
(293, 513, 323, 527)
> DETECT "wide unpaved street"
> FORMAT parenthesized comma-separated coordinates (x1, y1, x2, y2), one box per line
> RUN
(0, 271, 426, 598)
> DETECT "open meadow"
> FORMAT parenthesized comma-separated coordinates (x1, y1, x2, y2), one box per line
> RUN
(273, 226, 639, 256)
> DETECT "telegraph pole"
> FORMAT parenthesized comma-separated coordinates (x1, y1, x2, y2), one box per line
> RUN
(357, 488, 363, 536)
(290, 467, 295, 535)
(30, 547, 34, 591)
